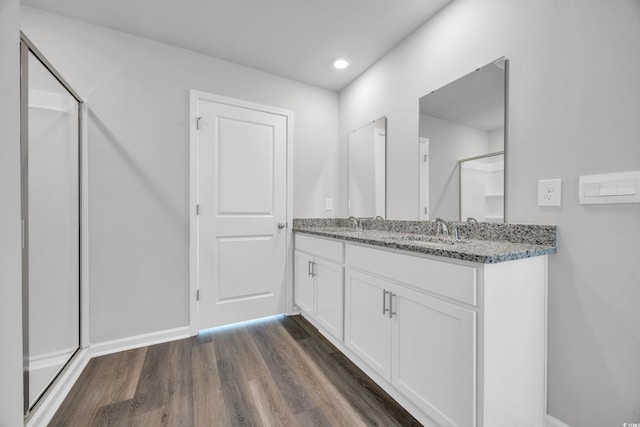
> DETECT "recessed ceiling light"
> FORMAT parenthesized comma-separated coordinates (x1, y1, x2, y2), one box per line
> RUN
(333, 57, 351, 70)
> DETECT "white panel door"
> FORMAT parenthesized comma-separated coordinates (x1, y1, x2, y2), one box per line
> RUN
(197, 97, 288, 329)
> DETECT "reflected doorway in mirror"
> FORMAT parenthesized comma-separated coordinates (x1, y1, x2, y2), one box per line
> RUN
(348, 116, 387, 218)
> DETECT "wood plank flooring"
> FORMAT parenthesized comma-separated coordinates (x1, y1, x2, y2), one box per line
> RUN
(49, 315, 421, 426)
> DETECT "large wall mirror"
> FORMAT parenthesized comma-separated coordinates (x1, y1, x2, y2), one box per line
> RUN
(348, 117, 386, 218)
(419, 58, 507, 222)
(21, 33, 83, 416)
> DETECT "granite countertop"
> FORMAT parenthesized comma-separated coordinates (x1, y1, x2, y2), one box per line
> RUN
(293, 218, 557, 264)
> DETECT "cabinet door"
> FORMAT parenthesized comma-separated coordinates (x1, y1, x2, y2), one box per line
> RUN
(391, 288, 476, 427)
(344, 269, 392, 381)
(315, 259, 344, 341)
(294, 251, 315, 315)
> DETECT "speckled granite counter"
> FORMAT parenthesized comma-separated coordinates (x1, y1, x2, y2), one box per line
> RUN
(293, 218, 557, 264)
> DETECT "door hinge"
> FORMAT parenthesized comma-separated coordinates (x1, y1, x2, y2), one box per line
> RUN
(424, 154, 428, 162)
(196, 117, 202, 130)
(424, 207, 428, 214)
(196, 204, 200, 215)
(196, 289, 200, 301)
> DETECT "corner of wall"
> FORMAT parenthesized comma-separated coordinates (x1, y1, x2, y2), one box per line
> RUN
(0, 0, 26, 425)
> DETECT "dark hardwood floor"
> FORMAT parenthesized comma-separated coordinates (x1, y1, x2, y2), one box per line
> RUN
(49, 315, 421, 426)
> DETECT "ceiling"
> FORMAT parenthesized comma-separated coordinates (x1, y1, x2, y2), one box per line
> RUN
(21, 0, 453, 92)
(419, 61, 505, 131)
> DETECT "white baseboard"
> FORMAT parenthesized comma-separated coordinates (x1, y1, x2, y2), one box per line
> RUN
(547, 415, 571, 427)
(29, 347, 77, 371)
(26, 348, 90, 427)
(90, 326, 192, 358)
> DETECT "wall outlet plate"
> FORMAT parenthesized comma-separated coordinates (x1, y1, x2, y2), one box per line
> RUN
(538, 178, 562, 206)
(325, 198, 333, 211)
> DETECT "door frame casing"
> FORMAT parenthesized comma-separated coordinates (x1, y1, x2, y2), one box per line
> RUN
(188, 90, 294, 335)
(418, 137, 429, 220)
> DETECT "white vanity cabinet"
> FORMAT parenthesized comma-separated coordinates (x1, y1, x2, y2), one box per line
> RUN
(294, 233, 548, 427)
(344, 243, 547, 427)
(343, 269, 393, 381)
(294, 234, 344, 341)
(294, 251, 315, 314)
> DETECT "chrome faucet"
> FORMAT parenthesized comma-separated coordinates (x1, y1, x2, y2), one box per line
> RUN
(452, 225, 459, 241)
(466, 217, 478, 224)
(435, 218, 449, 237)
(347, 216, 362, 231)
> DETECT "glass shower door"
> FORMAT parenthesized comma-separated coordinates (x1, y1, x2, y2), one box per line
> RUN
(22, 38, 82, 413)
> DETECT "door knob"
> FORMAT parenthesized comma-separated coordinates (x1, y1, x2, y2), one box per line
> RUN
(277, 222, 286, 229)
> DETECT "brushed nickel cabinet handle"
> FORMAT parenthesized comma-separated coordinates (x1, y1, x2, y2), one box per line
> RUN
(382, 289, 389, 315)
(389, 292, 397, 318)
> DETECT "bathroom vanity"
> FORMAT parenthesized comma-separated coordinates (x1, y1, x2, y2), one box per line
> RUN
(293, 219, 557, 427)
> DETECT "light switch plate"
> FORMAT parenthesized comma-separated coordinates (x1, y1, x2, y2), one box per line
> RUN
(538, 179, 562, 206)
(579, 171, 640, 204)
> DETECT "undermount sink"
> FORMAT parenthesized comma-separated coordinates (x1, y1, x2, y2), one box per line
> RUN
(315, 228, 461, 249)
(397, 239, 457, 249)
(331, 229, 366, 237)
(386, 234, 459, 246)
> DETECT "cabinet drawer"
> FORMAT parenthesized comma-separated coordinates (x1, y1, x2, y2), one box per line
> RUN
(346, 244, 477, 306)
(295, 233, 344, 263)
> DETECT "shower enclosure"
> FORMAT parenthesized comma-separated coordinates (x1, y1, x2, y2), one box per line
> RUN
(459, 152, 505, 222)
(20, 32, 84, 416)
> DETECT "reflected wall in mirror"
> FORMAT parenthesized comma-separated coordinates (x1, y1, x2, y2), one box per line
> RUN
(348, 117, 386, 218)
(419, 58, 507, 222)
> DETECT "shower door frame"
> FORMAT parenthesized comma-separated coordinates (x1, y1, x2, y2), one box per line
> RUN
(20, 31, 89, 419)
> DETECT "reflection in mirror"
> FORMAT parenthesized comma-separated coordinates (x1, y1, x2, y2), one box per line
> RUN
(348, 117, 386, 218)
(419, 58, 507, 222)
(459, 152, 504, 222)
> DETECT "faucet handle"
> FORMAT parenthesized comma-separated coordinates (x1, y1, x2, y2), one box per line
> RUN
(434, 218, 449, 237)
(452, 225, 459, 241)
(347, 216, 360, 230)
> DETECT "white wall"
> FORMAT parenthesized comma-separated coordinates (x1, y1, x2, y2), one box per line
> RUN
(488, 127, 504, 153)
(0, 0, 25, 424)
(21, 7, 340, 344)
(339, 0, 640, 425)
(420, 114, 489, 220)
